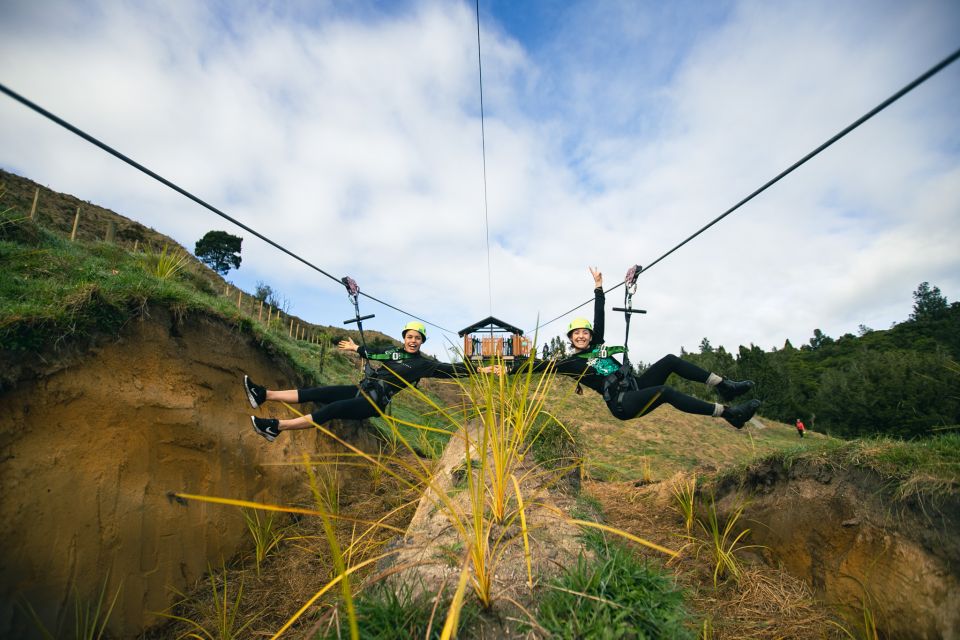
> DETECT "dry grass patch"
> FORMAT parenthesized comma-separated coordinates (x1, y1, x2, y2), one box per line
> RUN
(586, 479, 844, 639)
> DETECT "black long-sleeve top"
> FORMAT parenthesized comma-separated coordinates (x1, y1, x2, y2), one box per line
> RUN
(356, 346, 473, 392)
(526, 287, 620, 395)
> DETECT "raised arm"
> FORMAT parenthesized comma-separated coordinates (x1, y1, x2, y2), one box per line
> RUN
(590, 267, 605, 345)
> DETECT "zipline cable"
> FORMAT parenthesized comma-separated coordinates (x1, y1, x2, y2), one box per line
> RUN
(0, 82, 455, 335)
(529, 45, 960, 335)
(475, 0, 494, 319)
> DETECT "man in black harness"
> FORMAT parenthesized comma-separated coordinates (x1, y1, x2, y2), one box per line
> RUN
(523, 268, 761, 429)
(245, 321, 495, 442)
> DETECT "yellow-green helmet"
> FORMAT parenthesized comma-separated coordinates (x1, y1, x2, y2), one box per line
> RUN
(566, 317, 593, 338)
(402, 321, 427, 342)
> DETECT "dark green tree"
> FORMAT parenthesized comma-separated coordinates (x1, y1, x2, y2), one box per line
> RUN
(910, 282, 948, 322)
(808, 328, 834, 350)
(195, 230, 242, 275)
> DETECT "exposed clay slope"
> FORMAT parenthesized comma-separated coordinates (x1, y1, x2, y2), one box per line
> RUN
(0, 308, 348, 638)
(710, 459, 960, 640)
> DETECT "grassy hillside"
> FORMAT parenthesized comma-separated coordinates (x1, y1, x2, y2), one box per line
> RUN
(540, 374, 815, 482)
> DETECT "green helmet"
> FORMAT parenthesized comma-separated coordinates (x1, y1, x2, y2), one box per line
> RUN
(566, 317, 593, 338)
(402, 321, 427, 342)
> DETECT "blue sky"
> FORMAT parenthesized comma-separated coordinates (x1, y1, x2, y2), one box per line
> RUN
(1, 0, 958, 363)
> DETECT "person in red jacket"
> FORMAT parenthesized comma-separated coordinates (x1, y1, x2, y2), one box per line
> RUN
(796, 418, 806, 438)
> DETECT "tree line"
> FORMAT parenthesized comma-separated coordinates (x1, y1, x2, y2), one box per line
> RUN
(666, 283, 959, 438)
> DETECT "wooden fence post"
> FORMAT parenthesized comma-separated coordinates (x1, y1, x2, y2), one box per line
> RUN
(237, 290, 242, 308)
(105, 221, 116, 244)
(132, 239, 139, 253)
(70, 207, 80, 241)
(258, 300, 263, 321)
(29, 188, 39, 220)
(288, 319, 293, 337)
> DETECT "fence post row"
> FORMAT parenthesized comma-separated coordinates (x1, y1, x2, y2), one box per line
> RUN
(70, 207, 80, 241)
(25, 198, 320, 344)
(29, 187, 39, 220)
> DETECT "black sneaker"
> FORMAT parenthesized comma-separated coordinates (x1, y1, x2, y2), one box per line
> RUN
(722, 399, 762, 429)
(244, 375, 267, 409)
(251, 416, 280, 442)
(716, 378, 755, 402)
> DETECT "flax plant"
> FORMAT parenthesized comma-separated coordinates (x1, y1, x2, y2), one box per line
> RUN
(696, 498, 757, 587)
(308, 453, 342, 516)
(159, 564, 258, 640)
(146, 244, 190, 280)
(304, 454, 358, 640)
(671, 474, 697, 535)
(21, 574, 122, 640)
(242, 508, 285, 576)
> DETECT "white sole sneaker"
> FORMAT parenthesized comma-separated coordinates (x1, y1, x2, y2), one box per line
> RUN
(244, 375, 261, 409)
(251, 416, 276, 442)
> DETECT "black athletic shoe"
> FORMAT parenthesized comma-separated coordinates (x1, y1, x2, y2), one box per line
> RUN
(244, 375, 267, 409)
(716, 378, 755, 402)
(251, 416, 280, 442)
(723, 399, 762, 429)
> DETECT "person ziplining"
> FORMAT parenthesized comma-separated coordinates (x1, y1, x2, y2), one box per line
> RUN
(246, 320, 500, 441)
(245, 277, 499, 442)
(516, 267, 761, 428)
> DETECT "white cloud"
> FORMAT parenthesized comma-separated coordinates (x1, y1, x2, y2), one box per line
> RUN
(1, 0, 957, 364)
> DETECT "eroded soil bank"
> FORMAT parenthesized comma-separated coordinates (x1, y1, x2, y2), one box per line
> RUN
(710, 458, 960, 640)
(0, 309, 352, 638)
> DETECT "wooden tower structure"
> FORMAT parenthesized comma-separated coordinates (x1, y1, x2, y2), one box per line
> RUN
(457, 316, 531, 362)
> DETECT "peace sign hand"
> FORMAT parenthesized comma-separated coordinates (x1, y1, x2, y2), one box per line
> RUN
(589, 266, 603, 288)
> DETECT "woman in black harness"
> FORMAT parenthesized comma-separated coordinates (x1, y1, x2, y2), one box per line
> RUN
(245, 321, 494, 442)
(527, 268, 761, 428)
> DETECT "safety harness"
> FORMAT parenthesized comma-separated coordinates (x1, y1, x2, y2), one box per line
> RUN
(599, 265, 646, 411)
(575, 344, 637, 406)
(342, 276, 391, 408)
(341, 277, 420, 409)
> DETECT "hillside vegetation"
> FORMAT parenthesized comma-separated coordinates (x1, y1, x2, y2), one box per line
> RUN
(3, 170, 958, 639)
(661, 288, 960, 439)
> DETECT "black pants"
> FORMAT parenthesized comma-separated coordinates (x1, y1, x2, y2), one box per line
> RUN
(297, 385, 382, 425)
(607, 354, 716, 420)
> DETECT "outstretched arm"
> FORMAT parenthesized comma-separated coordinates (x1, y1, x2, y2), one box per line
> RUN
(590, 267, 605, 345)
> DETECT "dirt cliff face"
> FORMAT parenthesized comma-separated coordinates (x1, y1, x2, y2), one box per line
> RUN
(709, 459, 960, 640)
(0, 309, 338, 638)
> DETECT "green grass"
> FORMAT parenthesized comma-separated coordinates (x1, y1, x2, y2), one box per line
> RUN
(370, 400, 455, 458)
(317, 583, 478, 640)
(531, 534, 695, 639)
(526, 412, 585, 471)
(711, 434, 960, 504)
(0, 213, 451, 419)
